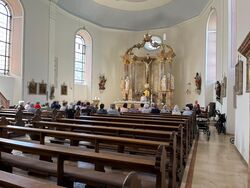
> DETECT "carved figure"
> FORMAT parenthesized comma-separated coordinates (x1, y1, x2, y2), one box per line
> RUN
(50, 85, 55, 100)
(194, 72, 201, 91)
(124, 76, 130, 93)
(99, 75, 107, 90)
(161, 75, 167, 92)
(215, 81, 221, 100)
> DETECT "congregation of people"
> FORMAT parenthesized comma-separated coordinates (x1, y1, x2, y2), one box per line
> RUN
(12, 99, 201, 117)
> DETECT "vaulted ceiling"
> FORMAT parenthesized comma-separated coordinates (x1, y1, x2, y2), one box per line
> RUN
(55, 0, 210, 31)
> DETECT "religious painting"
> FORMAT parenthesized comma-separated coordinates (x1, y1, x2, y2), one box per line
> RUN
(61, 83, 67, 95)
(39, 80, 47, 95)
(246, 62, 250, 92)
(235, 60, 243, 95)
(28, 79, 37, 95)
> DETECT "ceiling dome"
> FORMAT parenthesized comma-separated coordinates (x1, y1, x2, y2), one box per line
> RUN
(93, 0, 173, 11)
(56, 0, 210, 31)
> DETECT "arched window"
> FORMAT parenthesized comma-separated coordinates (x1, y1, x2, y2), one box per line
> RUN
(0, 0, 11, 75)
(74, 34, 86, 84)
(205, 9, 217, 104)
(73, 29, 92, 101)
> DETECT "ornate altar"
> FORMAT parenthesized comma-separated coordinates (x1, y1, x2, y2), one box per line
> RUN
(121, 33, 176, 108)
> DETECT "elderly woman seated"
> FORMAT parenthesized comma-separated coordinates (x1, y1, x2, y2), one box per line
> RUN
(172, 105, 181, 115)
(182, 106, 193, 116)
(161, 105, 170, 113)
(141, 103, 151, 113)
(107, 103, 120, 116)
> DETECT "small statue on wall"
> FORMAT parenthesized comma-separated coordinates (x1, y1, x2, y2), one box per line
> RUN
(194, 72, 201, 94)
(99, 75, 107, 91)
(215, 81, 221, 101)
(50, 85, 55, 100)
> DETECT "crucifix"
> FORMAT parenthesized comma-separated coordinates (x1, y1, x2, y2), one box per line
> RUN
(142, 54, 156, 84)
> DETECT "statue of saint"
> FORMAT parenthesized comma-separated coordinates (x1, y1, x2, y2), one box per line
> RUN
(124, 76, 130, 93)
(194, 72, 201, 90)
(161, 75, 167, 91)
(167, 73, 175, 90)
(215, 81, 221, 100)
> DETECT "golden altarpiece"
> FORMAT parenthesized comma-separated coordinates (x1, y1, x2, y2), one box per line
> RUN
(120, 34, 176, 108)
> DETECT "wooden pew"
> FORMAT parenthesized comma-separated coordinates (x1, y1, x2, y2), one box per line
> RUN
(31, 120, 184, 174)
(0, 138, 166, 188)
(75, 114, 192, 150)
(0, 170, 62, 188)
(120, 112, 197, 140)
(53, 116, 189, 161)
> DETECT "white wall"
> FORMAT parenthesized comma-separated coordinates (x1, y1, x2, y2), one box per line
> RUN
(234, 0, 250, 163)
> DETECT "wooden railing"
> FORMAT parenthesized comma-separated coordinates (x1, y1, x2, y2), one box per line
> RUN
(0, 92, 9, 108)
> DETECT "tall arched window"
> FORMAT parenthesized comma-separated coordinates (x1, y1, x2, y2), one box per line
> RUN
(74, 34, 86, 84)
(73, 29, 92, 101)
(205, 9, 217, 104)
(0, 0, 11, 75)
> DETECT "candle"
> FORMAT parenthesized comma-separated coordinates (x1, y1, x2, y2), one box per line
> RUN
(163, 33, 166, 41)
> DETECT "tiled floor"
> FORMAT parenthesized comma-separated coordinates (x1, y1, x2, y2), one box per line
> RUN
(183, 125, 248, 188)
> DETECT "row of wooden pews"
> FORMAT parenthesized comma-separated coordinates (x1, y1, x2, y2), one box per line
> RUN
(0, 108, 196, 188)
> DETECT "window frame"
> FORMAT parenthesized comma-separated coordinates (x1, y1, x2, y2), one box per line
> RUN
(0, 0, 11, 76)
(74, 34, 86, 85)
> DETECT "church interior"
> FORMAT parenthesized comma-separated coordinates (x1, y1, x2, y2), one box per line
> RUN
(0, 0, 249, 187)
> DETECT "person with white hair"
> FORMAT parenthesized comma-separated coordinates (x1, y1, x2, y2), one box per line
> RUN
(183, 106, 193, 116)
(172, 105, 181, 115)
(107, 103, 120, 116)
(141, 103, 151, 113)
(17, 101, 25, 110)
(24, 101, 31, 110)
(161, 105, 170, 113)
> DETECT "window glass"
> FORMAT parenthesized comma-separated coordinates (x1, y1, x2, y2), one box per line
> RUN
(0, 0, 11, 75)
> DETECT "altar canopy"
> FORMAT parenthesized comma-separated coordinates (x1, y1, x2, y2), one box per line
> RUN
(121, 33, 176, 108)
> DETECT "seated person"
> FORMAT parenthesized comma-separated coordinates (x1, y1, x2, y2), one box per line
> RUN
(182, 106, 193, 116)
(194, 100, 201, 114)
(97, 103, 108, 114)
(138, 103, 144, 112)
(107, 103, 120, 116)
(27, 103, 36, 114)
(34, 102, 41, 109)
(161, 105, 170, 113)
(172, 105, 181, 115)
(141, 103, 151, 113)
(128, 104, 138, 113)
(66, 103, 75, 119)
(120, 103, 129, 113)
(151, 103, 160, 114)
(60, 101, 68, 111)
(81, 102, 92, 116)
(41, 102, 51, 111)
(140, 93, 147, 102)
(24, 102, 30, 110)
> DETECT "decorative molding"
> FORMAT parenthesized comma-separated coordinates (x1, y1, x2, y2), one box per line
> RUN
(238, 32, 250, 58)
